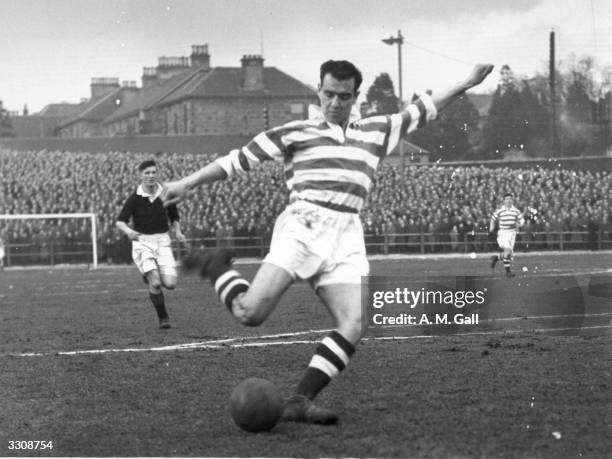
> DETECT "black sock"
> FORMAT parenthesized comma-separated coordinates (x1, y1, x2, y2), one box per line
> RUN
(296, 368, 332, 400)
(149, 292, 168, 319)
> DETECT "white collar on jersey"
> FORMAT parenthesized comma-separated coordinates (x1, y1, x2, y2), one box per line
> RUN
(307, 104, 362, 124)
(136, 183, 163, 202)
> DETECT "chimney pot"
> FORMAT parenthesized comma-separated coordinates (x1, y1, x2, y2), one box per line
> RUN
(90, 77, 120, 99)
(190, 43, 211, 70)
(156, 56, 190, 81)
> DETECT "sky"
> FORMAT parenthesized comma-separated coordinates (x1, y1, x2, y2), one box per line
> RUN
(1, 0, 611, 114)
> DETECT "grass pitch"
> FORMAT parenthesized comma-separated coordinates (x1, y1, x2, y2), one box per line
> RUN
(1, 252, 611, 458)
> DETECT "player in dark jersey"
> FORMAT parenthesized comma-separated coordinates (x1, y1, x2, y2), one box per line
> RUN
(116, 159, 187, 329)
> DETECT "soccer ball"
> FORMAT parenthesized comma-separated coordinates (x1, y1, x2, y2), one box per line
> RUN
(229, 378, 284, 433)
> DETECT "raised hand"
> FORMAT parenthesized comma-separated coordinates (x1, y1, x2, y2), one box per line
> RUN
(464, 64, 494, 88)
(160, 180, 190, 207)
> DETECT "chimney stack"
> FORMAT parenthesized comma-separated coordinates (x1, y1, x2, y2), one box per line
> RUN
(90, 77, 120, 99)
(191, 44, 210, 70)
(156, 56, 190, 82)
(120, 81, 139, 104)
(241, 55, 265, 91)
(142, 67, 157, 88)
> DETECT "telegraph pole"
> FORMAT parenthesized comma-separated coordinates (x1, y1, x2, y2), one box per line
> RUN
(549, 29, 559, 158)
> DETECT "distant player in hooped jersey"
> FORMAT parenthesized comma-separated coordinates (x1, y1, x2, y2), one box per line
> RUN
(116, 159, 187, 329)
(489, 193, 525, 277)
(162, 60, 494, 424)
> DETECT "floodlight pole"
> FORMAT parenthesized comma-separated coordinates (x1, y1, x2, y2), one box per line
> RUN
(382, 30, 405, 167)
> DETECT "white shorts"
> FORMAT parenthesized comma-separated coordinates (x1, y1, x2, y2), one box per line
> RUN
(132, 233, 177, 276)
(497, 229, 517, 251)
(264, 200, 369, 290)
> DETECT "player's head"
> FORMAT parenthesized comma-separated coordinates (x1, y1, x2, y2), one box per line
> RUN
(318, 60, 362, 126)
(137, 159, 157, 186)
(503, 193, 513, 206)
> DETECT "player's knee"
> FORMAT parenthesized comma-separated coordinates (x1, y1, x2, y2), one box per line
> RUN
(149, 279, 162, 291)
(239, 315, 264, 327)
(162, 279, 177, 290)
(232, 299, 266, 327)
(235, 308, 266, 327)
(235, 313, 263, 327)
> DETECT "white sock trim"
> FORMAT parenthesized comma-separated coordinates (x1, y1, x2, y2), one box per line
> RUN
(309, 355, 339, 379)
(320, 336, 350, 366)
(214, 270, 241, 293)
(219, 279, 250, 305)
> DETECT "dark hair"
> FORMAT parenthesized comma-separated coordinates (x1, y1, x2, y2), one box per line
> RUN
(503, 193, 513, 198)
(320, 60, 363, 92)
(138, 159, 156, 171)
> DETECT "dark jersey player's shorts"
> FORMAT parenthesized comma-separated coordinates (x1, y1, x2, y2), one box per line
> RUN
(132, 232, 177, 276)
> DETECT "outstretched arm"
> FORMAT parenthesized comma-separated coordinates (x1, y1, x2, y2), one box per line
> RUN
(430, 64, 494, 113)
(161, 161, 227, 206)
(162, 128, 287, 207)
(392, 64, 494, 150)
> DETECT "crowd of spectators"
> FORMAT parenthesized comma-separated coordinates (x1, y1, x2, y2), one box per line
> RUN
(0, 148, 610, 263)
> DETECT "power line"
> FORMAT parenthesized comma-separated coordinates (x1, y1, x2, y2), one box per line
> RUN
(401, 40, 475, 66)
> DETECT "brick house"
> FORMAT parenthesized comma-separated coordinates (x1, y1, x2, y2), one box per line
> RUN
(102, 45, 318, 136)
(9, 103, 82, 138)
(56, 79, 139, 137)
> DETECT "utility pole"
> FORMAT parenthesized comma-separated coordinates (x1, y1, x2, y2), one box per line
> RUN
(549, 29, 559, 158)
(382, 30, 405, 167)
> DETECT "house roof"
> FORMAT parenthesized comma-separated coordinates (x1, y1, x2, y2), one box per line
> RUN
(59, 88, 126, 128)
(160, 66, 317, 103)
(103, 65, 317, 124)
(103, 67, 205, 124)
(37, 103, 82, 117)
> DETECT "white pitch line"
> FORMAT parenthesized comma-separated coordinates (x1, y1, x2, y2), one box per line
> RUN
(1, 328, 335, 357)
(365, 324, 612, 340)
(3, 322, 611, 358)
(6, 324, 612, 357)
(483, 311, 612, 322)
(151, 328, 334, 350)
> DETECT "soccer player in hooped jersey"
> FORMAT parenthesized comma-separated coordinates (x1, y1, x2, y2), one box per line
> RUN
(489, 192, 525, 278)
(162, 60, 494, 423)
(116, 159, 187, 329)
